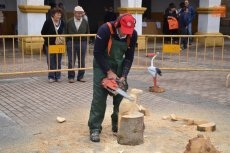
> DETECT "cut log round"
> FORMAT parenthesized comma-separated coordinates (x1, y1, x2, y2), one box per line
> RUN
(197, 122, 216, 132)
(117, 112, 144, 145)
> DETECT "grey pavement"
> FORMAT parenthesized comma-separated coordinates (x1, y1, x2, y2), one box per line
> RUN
(0, 69, 230, 153)
(0, 38, 230, 153)
(0, 111, 31, 147)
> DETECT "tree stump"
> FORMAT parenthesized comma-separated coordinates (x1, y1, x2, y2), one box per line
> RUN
(117, 112, 144, 145)
(184, 134, 220, 153)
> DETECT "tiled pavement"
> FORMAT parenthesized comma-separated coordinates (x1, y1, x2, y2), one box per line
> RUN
(0, 69, 230, 152)
(0, 39, 230, 153)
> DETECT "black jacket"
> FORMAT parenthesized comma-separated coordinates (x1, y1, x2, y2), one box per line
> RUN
(41, 17, 65, 45)
(65, 17, 90, 41)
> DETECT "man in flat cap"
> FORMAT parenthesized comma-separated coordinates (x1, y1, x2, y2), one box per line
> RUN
(65, 5, 90, 83)
(88, 13, 137, 142)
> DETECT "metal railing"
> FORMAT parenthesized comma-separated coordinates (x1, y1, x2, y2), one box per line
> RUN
(135, 34, 230, 72)
(0, 34, 229, 78)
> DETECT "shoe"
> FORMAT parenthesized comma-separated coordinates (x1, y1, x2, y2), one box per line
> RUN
(112, 126, 118, 133)
(112, 126, 118, 136)
(68, 79, 75, 83)
(90, 131, 100, 142)
(48, 78, 55, 83)
(77, 79, 86, 82)
(180, 46, 187, 50)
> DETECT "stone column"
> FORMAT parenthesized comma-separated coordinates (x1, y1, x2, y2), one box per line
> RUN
(17, 0, 50, 54)
(117, 0, 146, 49)
(196, 0, 226, 46)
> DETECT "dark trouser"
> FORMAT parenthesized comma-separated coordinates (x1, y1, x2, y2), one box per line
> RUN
(88, 67, 123, 133)
(164, 29, 179, 43)
(180, 28, 188, 49)
(45, 45, 62, 79)
(188, 23, 193, 42)
(67, 40, 87, 80)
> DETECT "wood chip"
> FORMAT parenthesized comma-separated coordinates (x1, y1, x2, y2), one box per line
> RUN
(56, 116, 66, 123)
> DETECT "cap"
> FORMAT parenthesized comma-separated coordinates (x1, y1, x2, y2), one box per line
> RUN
(119, 14, 135, 35)
(74, 6, 84, 12)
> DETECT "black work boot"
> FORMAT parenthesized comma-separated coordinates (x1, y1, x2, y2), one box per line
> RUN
(112, 126, 118, 133)
(90, 130, 100, 142)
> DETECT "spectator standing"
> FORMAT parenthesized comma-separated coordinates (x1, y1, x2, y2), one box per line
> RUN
(104, 7, 117, 23)
(41, 7, 65, 83)
(162, 3, 179, 43)
(65, 6, 90, 83)
(88, 14, 137, 142)
(184, 0, 195, 44)
(178, 2, 189, 50)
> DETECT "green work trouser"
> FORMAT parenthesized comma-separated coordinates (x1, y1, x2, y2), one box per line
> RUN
(88, 67, 123, 132)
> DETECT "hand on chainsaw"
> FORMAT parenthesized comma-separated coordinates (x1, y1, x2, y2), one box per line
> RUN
(101, 77, 130, 99)
(116, 77, 128, 91)
(118, 77, 125, 82)
(107, 70, 117, 80)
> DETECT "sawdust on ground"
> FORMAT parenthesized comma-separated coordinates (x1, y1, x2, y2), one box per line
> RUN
(2, 105, 229, 153)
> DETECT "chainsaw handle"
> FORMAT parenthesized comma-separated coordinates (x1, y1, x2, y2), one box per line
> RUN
(101, 78, 118, 90)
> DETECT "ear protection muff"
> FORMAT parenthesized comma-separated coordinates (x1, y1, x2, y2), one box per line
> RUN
(114, 13, 136, 28)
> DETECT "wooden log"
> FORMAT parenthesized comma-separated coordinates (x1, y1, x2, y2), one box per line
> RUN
(184, 134, 220, 153)
(168, 114, 209, 125)
(117, 112, 144, 145)
(197, 122, 216, 132)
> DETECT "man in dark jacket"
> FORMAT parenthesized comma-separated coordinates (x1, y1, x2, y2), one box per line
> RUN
(88, 13, 137, 142)
(178, 3, 189, 50)
(65, 6, 90, 83)
(184, 0, 195, 44)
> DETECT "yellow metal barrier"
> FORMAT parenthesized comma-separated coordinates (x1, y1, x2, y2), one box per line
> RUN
(0, 34, 230, 79)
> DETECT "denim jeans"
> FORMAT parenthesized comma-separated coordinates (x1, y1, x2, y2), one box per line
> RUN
(180, 28, 188, 49)
(67, 40, 87, 80)
(188, 23, 193, 42)
(45, 45, 62, 80)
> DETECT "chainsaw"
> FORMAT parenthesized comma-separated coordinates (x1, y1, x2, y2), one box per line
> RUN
(101, 78, 135, 101)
